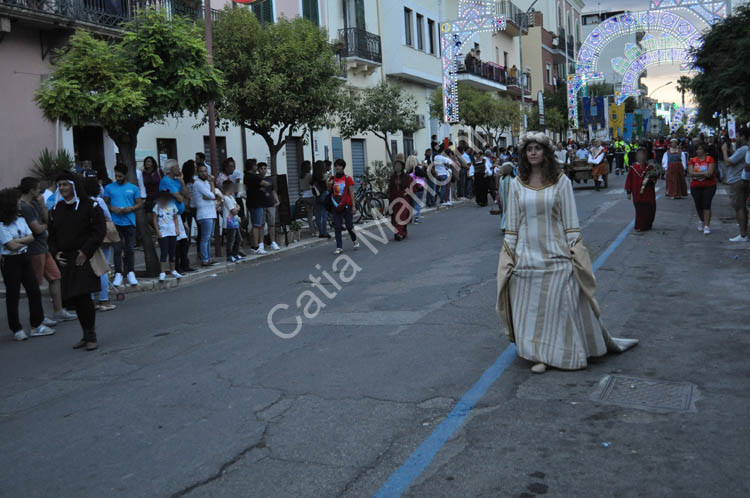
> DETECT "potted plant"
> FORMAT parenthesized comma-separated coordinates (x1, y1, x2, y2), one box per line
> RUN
(289, 220, 303, 243)
(31, 148, 74, 183)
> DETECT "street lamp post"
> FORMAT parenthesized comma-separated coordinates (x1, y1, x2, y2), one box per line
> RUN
(648, 80, 673, 99)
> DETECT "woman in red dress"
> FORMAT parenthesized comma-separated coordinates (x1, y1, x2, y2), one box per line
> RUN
(662, 138, 688, 199)
(388, 154, 415, 241)
(625, 146, 658, 231)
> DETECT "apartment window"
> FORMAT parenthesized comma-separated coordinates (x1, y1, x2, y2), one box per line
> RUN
(302, 0, 319, 26)
(344, 0, 365, 30)
(546, 63, 552, 84)
(203, 136, 227, 167)
(404, 8, 413, 46)
(428, 19, 435, 54)
(503, 51, 509, 68)
(416, 14, 424, 51)
(252, 1, 274, 25)
(156, 138, 177, 168)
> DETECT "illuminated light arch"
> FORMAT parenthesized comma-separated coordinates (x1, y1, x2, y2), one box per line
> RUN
(670, 106, 690, 133)
(616, 48, 693, 104)
(568, 9, 704, 128)
(440, 0, 506, 123)
(649, 0, 729, 26)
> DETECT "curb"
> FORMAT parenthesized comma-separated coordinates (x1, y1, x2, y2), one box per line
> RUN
(1, 200, 468, 300)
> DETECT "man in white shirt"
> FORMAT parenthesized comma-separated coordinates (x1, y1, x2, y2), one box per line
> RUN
(575, 144, 589, 160)
(555, 142, 569, 169)
(431, 146, 454, 206)
(192, 164, 218, 266)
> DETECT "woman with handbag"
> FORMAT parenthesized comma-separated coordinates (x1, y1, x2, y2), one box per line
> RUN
(49, 171, 107, 351)
(83, 176, 118, 312)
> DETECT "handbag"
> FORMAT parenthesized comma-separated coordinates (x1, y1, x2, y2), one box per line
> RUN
(103, 221, 120, 244)
(89, 248, 110, 277)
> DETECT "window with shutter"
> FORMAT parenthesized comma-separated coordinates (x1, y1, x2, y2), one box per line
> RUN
(303, 0, 319, 25)
(252, 1, 274, 25)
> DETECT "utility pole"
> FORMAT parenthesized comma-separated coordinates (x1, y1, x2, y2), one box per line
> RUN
(204, 0, 221, 257)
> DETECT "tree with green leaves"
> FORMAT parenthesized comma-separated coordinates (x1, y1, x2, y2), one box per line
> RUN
(429, 84, 519, 148)
(340, 81, 418, 163)
(691, 5, 750, 123)
(35, 9, 223, 276)
(213, 8, 343, 175)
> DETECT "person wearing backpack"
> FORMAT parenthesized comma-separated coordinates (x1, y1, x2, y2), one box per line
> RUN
(327, 159, 359, 254)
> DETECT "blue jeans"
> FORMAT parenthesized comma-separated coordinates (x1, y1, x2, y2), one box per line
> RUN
(98, 246, 111, 302)
(464, 177, 474, 198)
(413, 189, 425, 220)
(436, 175, 448, 203)
(249, 207, 264, 227)
(197, 218, 214, 263)
(315, 199, 329, 236)
(113, 225, 136, 274)
(332, 206, 356, 249)
(426, 178, 436, 207)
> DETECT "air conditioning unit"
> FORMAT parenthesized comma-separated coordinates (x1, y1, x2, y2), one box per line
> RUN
(552, 36, 559, 47)
(415, 115, 426, 129)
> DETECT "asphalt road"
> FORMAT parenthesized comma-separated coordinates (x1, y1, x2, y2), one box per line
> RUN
(1, 173, 748, 498)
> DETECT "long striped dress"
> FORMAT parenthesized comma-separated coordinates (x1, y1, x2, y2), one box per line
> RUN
(501, 174, 637, 370)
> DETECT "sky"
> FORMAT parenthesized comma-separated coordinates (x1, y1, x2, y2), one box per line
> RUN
(581, 0, 696, 106)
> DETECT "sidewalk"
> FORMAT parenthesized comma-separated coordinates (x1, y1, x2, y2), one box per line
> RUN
(0, 200, 470, 300)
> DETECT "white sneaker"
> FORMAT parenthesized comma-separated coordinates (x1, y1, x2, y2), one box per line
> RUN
(703, 226, 711, 235)
(53, 309, 77, 321)
(13, 330, 28, 341)
(42, 317, 58, 327)
(254, 247, 267, 255)
(334, 248, 343, 255)
(729, 234, 748, 242)
(171, 270, 182, 279)
(353, 241, 360, 250)
(112, 273, 123, 287)
(159, 272, 166, 281)
(271, 242, 281, 251)
(258, 243, 265, 252)
(30, 324, 55, 337)
(697, 222, 704, 232)
(127, 271, 138, 286)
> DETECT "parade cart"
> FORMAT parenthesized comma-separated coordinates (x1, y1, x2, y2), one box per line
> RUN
(566, 159, 609, 188)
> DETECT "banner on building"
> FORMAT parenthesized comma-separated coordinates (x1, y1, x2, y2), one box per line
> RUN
(609, 102, 626, 139)
(624, 113, 634, 142)
(583, 97, 607, 131)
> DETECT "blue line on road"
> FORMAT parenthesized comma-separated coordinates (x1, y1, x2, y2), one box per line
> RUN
(374, 210, 642, 498)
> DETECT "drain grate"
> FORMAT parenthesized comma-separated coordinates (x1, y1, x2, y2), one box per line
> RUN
(591, 375, 696, 412)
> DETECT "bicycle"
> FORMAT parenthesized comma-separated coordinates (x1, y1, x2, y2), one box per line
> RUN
(353, 176, 385, 223)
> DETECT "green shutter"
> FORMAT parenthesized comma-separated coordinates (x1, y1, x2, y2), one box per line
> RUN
(355, 0, 365, 29)
(252, 1, 274, 25)
(303, 0, 319, 25)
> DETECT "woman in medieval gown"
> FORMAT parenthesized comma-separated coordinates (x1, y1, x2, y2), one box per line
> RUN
(496, 133, 638, 373)
(663, 138, 688, 199)
(625, 146, 658, 231)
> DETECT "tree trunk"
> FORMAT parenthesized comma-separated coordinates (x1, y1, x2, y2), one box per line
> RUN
(116, 133, 161, 277)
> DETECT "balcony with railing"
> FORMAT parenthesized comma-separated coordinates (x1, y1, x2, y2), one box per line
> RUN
(494, 0, 523, 36)
(458, 58, 509, 92)
(337, 27, 382, 76)
(0, 0, 220, 35)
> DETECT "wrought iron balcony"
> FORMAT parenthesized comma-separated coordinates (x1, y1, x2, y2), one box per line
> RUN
(567, 35, 575, 57)
(0, 0, 220, 32)
(338, 27, 382, 64)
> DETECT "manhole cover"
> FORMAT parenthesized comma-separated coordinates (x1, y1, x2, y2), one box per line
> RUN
(591, 375, 696, 413)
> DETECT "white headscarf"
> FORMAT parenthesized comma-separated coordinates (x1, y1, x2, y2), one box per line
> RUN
(53, 180, 80, 211)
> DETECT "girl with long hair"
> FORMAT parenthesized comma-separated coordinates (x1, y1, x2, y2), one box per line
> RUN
(0, 188, 55, 340)
(496, 132, 637, 373)
(689, 143, 717, 234)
